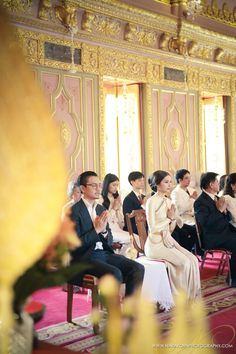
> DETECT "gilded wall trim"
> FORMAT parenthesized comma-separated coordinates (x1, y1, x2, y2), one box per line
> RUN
(198, 93, 205, 172)
(99, 76, 106, 179)
(228, 94, 236, 171)
(199, 69, 231, 95)
(201, 0, 236, 28)
(16, 27, 235, 97)
(143, 84, 154, 176)
(5, 1, 236, 69)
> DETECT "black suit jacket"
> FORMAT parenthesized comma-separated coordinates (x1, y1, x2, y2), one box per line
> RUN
(123, 191, 144, 234)
(70, 199, 114, 262)
(194, 191, 232, 249)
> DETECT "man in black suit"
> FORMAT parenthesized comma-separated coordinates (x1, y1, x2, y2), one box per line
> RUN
(194, 172, 236, 287)
(123, 171, 146, 235)
(70, 171, 144, 296)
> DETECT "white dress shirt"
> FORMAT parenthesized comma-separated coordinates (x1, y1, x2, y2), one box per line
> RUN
(171, 184, 196, 225)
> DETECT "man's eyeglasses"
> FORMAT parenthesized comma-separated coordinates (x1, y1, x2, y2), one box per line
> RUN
(85, 183, 102, 189)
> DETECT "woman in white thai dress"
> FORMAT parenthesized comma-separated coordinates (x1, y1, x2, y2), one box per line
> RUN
(223, 173, 236, 228)
(100, 174, 131, 255)
(144, 170, 201, 299)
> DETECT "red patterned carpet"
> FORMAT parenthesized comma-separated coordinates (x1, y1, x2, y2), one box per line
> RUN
(34, 260, 236, 353)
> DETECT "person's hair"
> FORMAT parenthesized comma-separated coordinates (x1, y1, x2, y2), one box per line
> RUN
(148, 170, 170, 192)
(175, 169, 190, 183)
(219, 174, 227, 192)
(77, 171, 98, 189)
(101, 173, 119, 209)
(223, 173, 236, 198)
(200, 172, 218, 190)
(69, 182, 80, 198)
(128, 171, 144, 185)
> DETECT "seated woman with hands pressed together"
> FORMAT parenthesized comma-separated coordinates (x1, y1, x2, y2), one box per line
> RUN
(100, 173, 131, 255)
(144, 170, 201, 300)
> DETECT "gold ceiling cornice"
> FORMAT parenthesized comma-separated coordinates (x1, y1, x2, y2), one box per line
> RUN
(3, 0, 236, 69)
(77, 0, 177, 33)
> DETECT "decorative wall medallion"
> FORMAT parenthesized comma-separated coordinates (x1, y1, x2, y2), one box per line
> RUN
(60, 121, 71, 148)
(170, 127, 181, 151)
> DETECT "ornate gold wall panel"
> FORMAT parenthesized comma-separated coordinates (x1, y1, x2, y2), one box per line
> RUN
(199, 69, 231, 95)
(5, 0, 236, 176)
(5, 0, 236, 69)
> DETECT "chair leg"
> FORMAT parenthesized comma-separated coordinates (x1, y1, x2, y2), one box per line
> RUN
(201, 252, 207, 269)
(91, 285, 100, 334)
(216, 252, 226, 276)
(67, 284, 74, 323)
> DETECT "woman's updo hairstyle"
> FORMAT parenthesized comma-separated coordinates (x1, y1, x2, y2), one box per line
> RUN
(148, 170, 170, 192)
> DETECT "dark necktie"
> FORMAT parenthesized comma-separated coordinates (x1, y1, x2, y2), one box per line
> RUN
(186, 189, 190, 196)
(138, 194, 143, 204)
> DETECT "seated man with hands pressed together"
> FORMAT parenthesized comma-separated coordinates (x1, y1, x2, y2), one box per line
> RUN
(194, 172, 236, 287)
(69, 171, 145, 296)
(171, 169, 201, 254)
(123, 171, 148, 235)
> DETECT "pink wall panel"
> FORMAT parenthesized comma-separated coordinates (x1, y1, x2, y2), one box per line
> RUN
(36, 67, 98, 183)
(41, 72, 59, 106)
(151, 87, 198, 179)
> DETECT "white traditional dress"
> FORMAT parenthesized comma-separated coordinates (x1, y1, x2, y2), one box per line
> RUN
(144, 192, 201, 299)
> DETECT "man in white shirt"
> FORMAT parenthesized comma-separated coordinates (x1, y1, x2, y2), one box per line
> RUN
(171, 169, 200, 253)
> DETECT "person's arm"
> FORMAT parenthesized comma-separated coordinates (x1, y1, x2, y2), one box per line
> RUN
(194, 198, 227, 231)
(146, 197, 169, 234)
(171, 189, 194, 215)
(224, 195, 236, 223)
(71, 206, 99, 247)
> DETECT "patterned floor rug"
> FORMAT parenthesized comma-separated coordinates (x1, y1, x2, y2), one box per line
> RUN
(36, 276, 236, 353)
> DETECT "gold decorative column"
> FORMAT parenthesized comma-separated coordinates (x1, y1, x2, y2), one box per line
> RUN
(228, 93, 236, 172)
(198, 93, 206, 173)
(143, 84, 154, 179)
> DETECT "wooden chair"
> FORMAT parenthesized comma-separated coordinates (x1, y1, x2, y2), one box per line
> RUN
(67, 274, 100, 334)
(194, 215, 232, 281)
(66, 243, 122, 334)
(125, 210, 174, 310)
(126, 209, 147, 256)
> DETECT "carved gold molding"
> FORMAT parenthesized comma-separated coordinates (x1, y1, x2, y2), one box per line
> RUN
(16, 27, 236, 96)
(82, 10, 122, 38)
(2, 0, 32, 13)
(3, 0, 236, 68)
(199, 69, 231, 95)
(124, 23, 157, 48)
(16, 28, 82, 71)
(201, 0, 236, 27)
